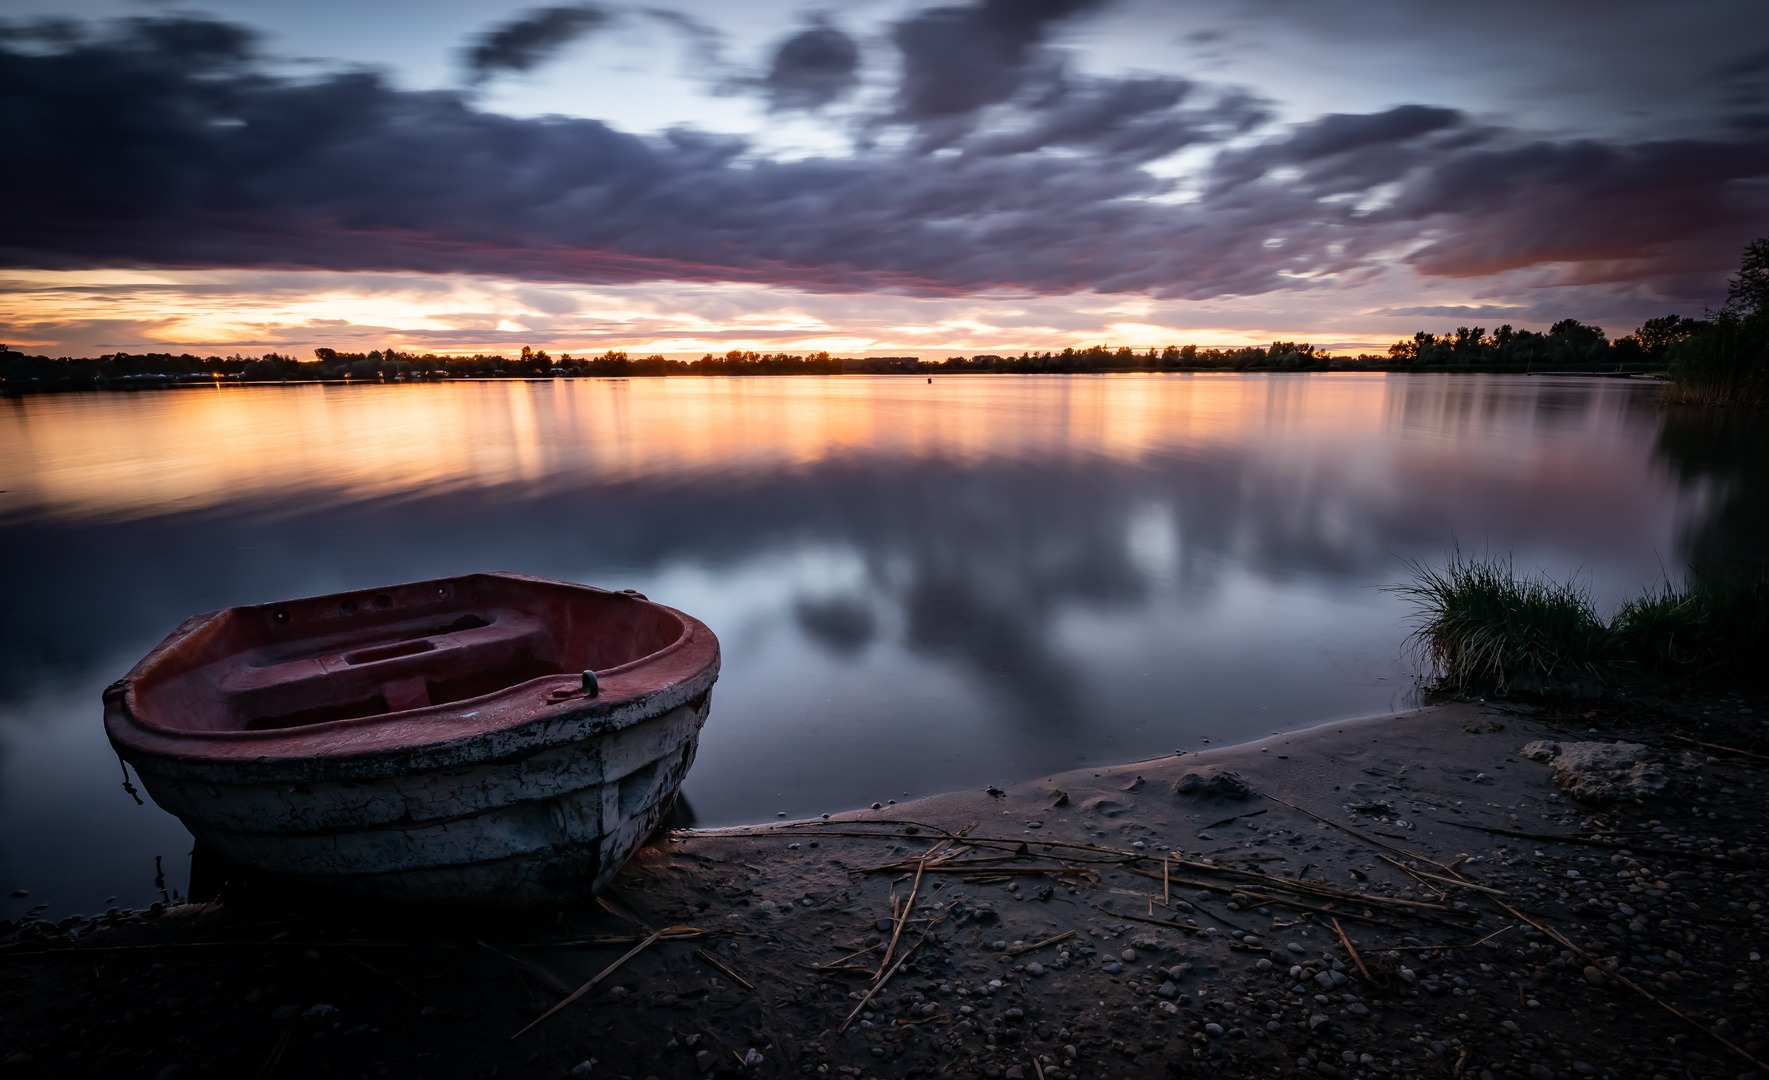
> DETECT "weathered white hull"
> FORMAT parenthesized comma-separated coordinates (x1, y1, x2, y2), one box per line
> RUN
(105, 573, 722, 907)
(133, 694, 708, 906)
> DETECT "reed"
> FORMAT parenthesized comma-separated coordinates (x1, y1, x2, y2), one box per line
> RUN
(1393, 550, 1769, 694)
(1389, 548, 1608, 695)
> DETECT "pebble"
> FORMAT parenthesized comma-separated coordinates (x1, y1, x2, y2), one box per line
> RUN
(695, 1050, 715, 1072)
(1157, 981, 1177, 998)
(1103, 963, 1122, 975)
(1004, 1067, 1024, 1080)
(269, 1005, 297, 1021)
(1120, 948, 1138, 963)
(743, 1049, 764, 1066)
(1288, 943, 1306, 954)
(1256, 958, 1273, 971)
(1204, 1023, 1224, 1037)
(570, 1061, 595, 1078)
(1025, 963, 1046, 977)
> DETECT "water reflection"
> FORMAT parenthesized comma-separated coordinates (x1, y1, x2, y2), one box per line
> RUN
(0, 374, 1709, 916)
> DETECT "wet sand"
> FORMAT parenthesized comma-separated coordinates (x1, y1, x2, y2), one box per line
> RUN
(3, 697, 1767, 1080)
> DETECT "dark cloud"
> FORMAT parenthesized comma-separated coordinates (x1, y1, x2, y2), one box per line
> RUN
(464, 4, 608, 82)
(1387, 137, 1769, 280)
(963, 76, 1267, 162)
(890, 0, 1108, 123)
(1, 15, 1765, 304)
(764, 24, 860, 111)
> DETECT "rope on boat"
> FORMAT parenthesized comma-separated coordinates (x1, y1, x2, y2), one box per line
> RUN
(117, 755, 143, 806)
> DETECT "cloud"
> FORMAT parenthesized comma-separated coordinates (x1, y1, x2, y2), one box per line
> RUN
(0, 14, 1765, 310)
(764, 23, 860, 111)
(889, 0, 1109, 124)
(464, 4, 609, 82)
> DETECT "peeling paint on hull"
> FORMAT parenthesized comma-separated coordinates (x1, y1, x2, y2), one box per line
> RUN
(104, 572, 721, 907)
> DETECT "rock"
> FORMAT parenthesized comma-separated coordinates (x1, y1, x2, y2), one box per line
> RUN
(1519, 740, 1671, 805)
(877, 919, 894, 932)
(570, 1061, 596, 1078)
(1159, 1001, 1179, 1015)
(1583, 966, 1608, 987)
(1156, 981, 1178, 998)
(269, 1005, 298, 1021)
(1528, 1065, 1555, 1080)
(1082, 797, 1128, 818)
(695, 1050, 715, 1073)
(1204, 1023, 1224, 1037)
(1025, 963, 1046, 977)
(1314, 971, 1336, 989)
(1004, 1067, 1025, 1080)
(1120, 948, 1138, 963)
(743, 1048, 764, 1066)
(300, 1004, 338, 1019)
(1288, 943, 1306, 955)
(1256, 959, 1273, 971)
(1174, 768, 1255, 801)
(1309, 1014, 1330, 1031)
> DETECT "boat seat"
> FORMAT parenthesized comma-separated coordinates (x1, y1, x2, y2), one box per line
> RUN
(217, 611, 560, 730)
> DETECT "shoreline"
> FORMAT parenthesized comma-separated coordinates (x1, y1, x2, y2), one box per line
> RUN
(5, 693, 1768, 1079)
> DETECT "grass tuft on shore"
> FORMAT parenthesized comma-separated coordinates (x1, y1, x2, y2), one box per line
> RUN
(1392, 550, 1768, 695)
(1390, 549, 1608, 695)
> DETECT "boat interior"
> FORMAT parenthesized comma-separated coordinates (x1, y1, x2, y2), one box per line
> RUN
(130, 574, 686, 732)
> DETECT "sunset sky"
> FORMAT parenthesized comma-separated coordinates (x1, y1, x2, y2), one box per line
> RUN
(3, 0, 1767, 357)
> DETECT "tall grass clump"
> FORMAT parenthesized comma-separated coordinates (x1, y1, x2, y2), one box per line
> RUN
(1389, 549, 1609, 695)
(1392, 550, 1769, 696)
(1613, 573, 1769, 683)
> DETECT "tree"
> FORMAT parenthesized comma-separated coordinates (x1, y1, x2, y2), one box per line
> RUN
(1727, 236, 1769, 317)
(1635, 315, 1707, 360)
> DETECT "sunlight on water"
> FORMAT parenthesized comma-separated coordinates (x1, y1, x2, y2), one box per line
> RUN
(0, 373, 1709, 917)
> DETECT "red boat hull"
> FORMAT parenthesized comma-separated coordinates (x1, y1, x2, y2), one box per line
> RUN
(104, 572, 720, 906)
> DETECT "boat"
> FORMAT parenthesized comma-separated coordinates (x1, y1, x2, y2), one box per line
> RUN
(103, 572, 720, 907)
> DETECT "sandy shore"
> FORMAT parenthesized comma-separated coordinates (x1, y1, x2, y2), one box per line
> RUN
(3, 697, 1767, 1080)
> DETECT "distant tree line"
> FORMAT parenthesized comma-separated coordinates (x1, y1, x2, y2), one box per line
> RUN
(10, 257, 1769, 396)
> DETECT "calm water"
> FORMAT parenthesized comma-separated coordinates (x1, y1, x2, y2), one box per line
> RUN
(0, 374, 1738, 917)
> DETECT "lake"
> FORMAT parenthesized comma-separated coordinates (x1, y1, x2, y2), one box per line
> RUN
(0, 373, 1735, 918)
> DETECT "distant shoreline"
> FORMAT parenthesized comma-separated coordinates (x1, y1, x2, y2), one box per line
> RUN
(0, 368, 1667, 396)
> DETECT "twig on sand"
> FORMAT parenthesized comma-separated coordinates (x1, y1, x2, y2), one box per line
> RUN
(1468, 925, 1514, 948)
(1200, 808, 1269, 831)
(1433, 820, 1711, 862)
(479, 941, 572, 995)
(1664, 733, 1769, 762)
(878, 861, 923, 976)
(694, 948, 754, 990)
(806, 943, 883, 972)
(1441, 865, 1769, 1071)
(511, 926, 700, 1039)
(839, 919, 944, 1034)
(1376, 855, 1508, 896)
(342, 950, 431, 1004)
(1329, 918, 1378, 987)
(1007, 931, 1075, 956)
(257, 1020, 296, 1079)
(1264, 794, 1444, 866)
